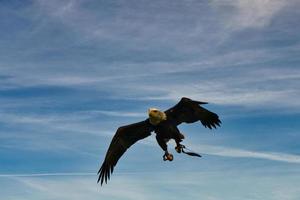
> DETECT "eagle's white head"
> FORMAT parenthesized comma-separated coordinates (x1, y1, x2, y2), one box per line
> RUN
(148, 108, 167, 125)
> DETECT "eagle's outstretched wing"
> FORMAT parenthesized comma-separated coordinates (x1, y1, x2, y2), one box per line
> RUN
(165, 97, 221, 129)
(97, 120, 153, 185)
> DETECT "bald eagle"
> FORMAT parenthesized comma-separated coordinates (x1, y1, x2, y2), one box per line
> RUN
(97, 97, 221, 185)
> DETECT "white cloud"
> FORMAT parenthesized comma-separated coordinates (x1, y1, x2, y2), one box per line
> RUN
(191, 144, 300, 164)
(0, 0, 297, 110)
(11, 176, 150, 200)
(137, 138, 300, 164)
(3, 168, 300, 200)
(212, 0, 288, 30)
(0, 172, 94, 178)
(87, 110, 145, 118)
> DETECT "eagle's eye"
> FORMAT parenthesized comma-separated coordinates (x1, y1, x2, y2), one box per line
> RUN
(153, 110, 158, 113)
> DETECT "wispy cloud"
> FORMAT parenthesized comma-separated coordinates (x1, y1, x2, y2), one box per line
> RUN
(192, 144, 300, 164)
(0, 0, 298, 110)
(0, 172, 95, 178)
(11, 175, 151, 200)
(4, 168, 300, 200)
(141, 139, 300, 164)
(212, 0, 289, 30)
(85, 110, 145, 118)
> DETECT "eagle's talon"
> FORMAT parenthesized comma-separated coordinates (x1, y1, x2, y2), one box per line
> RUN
(163, 153, 173, 161)
(175, 144, 185, 153)
(175, 146, 182, 153)
(167, 154, 173, 161)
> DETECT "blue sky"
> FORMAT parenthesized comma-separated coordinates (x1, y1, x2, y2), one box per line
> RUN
(1, 0, 300, 199)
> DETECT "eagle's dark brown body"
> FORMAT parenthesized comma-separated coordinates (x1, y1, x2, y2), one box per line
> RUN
(97, 97, 221, 185)
(154, 120, 184, 152)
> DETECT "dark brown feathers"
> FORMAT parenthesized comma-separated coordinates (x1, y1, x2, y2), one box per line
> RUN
(165, 97, 221, 129)
(97, 120, 153, 185)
